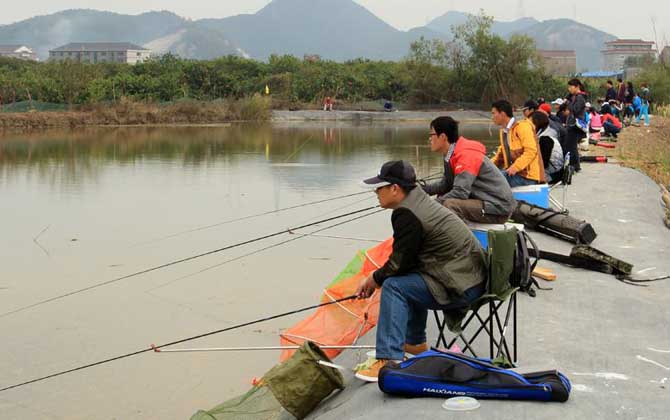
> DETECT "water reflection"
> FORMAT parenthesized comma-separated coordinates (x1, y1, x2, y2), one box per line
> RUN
(0, 123, 498, 189)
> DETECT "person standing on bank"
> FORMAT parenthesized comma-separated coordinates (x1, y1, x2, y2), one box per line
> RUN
(491, 100, 546, 187)
(421, 116, 515, 224)
(355, 160, 487, 382)
(565, 79, 587, 172)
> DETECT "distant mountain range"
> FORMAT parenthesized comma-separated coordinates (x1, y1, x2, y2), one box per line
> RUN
(0, 1, 618, 71)
(424, 11, 616, 71)
(0, 9, 245, 60)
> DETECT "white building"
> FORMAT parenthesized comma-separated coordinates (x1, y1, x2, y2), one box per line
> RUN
(0, 45, 38, 61)
(49, 42, 151, 64)
(601, 39, 657, 71)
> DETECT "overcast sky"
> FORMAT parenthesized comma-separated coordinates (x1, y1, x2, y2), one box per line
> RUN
(2, 0, 668, 47)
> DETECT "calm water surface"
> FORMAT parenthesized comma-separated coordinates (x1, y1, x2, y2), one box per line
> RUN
(0, 122, 497, 419)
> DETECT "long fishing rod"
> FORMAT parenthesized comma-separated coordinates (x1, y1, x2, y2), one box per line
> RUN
(148, 206, 385, 292)
(0, 205, 379, 319)
(0, 295, 358, 393)
(132, 190, 371, 247)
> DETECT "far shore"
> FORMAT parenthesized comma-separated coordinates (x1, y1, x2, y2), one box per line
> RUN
(0, 108, 493, 131)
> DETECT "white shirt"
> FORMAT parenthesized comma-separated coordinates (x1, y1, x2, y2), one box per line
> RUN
(504, 117, 516, 134)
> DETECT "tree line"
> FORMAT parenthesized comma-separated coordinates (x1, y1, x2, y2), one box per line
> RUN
(1, 13, 666, 110)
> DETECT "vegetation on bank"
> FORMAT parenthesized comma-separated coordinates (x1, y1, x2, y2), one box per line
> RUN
(1, 11, 668, 127)
(0, 14, 562, 114)
(0, 96, 271, 129)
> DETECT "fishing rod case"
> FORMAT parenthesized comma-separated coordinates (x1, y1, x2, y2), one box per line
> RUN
(378, 349, 571, 402)
(511, 200, 597, 244)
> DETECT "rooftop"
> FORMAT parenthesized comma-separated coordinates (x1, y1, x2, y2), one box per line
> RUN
(50, 42, 149, 52)
(605, 39, 655, 45)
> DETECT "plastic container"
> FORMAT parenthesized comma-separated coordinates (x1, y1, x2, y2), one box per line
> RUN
(512, 184, 550, 209)
(442, 396, 481, 411)
(468, 222, 525, 250)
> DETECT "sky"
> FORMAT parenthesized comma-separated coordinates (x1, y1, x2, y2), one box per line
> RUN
(1, 0, 668, 48)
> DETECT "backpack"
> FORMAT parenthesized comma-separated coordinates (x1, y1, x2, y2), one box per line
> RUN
(510, 230, 542, 297)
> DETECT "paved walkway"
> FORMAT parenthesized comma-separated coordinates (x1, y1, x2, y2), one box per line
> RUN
(309, 163, 670, 419)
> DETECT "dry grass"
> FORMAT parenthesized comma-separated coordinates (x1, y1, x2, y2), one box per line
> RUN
(614, 116, 670, 187)
(0, 97, 271, 130)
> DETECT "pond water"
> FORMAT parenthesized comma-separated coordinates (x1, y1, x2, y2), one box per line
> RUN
(0, 122, 498, 419)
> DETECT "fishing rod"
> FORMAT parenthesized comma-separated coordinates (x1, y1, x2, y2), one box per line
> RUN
(147, 207, 386, 291)
(0, 205, 380, 319)
(153, 345, 376, 353)
(131, 190, 372, 247)
(0, 295, 358, 393)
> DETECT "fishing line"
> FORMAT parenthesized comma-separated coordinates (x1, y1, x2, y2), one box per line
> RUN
(0, 295, 358, 393)
(0, 206, 379, 319)
(147, 207, 385, 292)
(131, 190, 371, 247)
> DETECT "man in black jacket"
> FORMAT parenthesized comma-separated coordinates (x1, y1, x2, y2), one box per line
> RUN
(355, 160, 486, 382)
(605, 80, 617, 102)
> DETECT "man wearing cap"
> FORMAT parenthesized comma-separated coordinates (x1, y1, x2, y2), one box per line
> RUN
(491, 99, 546, 187)
(422, 116, 515, 224)
(521, 100, 539, 119)
(355, 160, 487, 382)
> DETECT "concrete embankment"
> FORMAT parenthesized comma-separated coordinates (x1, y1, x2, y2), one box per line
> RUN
(272, 109, 491, 123)
(308, 162, 670, 420)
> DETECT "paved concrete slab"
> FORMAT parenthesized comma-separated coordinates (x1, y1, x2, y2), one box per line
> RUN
(309, 163, 670, 419)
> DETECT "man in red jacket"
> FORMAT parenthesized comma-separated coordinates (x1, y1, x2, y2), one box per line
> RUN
(422, 116, 516, 224)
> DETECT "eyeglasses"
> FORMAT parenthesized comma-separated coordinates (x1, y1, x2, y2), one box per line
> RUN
(429, 132, 438, 141)
(375, 185, 391, 193)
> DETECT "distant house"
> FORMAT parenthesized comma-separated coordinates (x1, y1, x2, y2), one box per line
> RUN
(0, 45, 38, 61)
(601, 39, 657, 71)
(48, 42, 151, 64)
(538, 50, 576, 76)
(304, 54, 321, 63)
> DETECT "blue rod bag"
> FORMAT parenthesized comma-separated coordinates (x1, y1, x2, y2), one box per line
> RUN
(378, 349, 571, 402)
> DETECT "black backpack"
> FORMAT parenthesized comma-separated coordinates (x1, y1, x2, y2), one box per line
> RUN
(510, 230, 543, 297)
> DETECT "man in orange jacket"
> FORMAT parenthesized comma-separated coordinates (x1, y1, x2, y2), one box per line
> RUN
(491, 100, 546, 187)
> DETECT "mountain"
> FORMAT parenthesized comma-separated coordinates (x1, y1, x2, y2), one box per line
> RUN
(0, 9, 244, 60)
(144, 26, 247, 59)
(518, 19, 616, 72)
(0, 5, 616, 69)
(424, 11, 615, 71)
(197, 0, 449, 61)
(426, 11, 539, 38)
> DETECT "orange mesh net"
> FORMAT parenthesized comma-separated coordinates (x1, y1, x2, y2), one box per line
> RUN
(279, 238, 393, 361)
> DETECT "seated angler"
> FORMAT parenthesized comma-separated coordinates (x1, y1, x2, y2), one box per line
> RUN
(422, 116, 516, 224)
(491, 100, 546, 187)
(355, 160, 487, 382)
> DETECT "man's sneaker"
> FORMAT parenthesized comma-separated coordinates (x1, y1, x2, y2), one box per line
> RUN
(355, 359, 391, 382)
(404, 342, 428, 356)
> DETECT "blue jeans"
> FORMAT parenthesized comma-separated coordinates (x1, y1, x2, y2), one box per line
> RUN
(375, 273, 484, 360)
(500, 169, 539, 188)
(636, 104, 650, 126)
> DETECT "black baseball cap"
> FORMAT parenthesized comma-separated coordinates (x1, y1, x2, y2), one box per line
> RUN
(362, 160, 417, 189)
(521, 100, 539, 111)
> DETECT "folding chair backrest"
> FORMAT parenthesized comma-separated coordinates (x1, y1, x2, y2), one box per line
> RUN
(486, 227, 518, 299)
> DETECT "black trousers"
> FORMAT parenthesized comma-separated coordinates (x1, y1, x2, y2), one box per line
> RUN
(565, 126, 582, 171)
